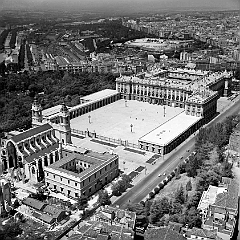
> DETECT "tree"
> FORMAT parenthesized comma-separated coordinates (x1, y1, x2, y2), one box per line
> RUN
(98, 190, 111, 206)
(185, 207, 202, 228)
(170, 202, 183, 215)
(221, 161, 233, 178)
(158, 183, 164, 189)
(121, 174, 132, 188)
(154, 187, 160, 194)
(178, 162, 186, 174)
(111, 182, 122, 196)
(0, 222, 22, 240)
(186, 191, 202, 209)
(76, 195, 88, 210)
(13, 199, 20, 208)
(186, 155, 200, 177)
(174, 185, 185, 205)
(186, 180, 192, 191)
(149, 197, 170, 224)
(148, 192, 155, 199)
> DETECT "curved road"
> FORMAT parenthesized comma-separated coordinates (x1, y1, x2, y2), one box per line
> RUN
(113, 97, 240, 209)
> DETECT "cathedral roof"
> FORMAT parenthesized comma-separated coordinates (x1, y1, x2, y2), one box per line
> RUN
(11, 124, 52, 143)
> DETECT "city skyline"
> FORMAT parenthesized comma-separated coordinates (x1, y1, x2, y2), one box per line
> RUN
(0, 0, 239, 13)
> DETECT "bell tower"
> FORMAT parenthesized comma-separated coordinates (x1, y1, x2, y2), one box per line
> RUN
(59, 102, 71, 144)
(32, 96, 42, 127)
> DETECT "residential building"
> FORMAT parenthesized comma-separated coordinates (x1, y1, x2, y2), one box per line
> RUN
(93, 206, 136, 230)
(198, 178, 239, 240)
(67, 206, 136, 240)
(144, 226, 187, 240)
(185, 227, 223, 240)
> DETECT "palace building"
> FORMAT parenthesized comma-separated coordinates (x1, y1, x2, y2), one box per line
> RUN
(116, 68, 232, 122)
(0, 67, 233, 190)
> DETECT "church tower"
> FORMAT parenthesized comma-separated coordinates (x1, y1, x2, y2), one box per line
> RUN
(32, 96, 42, 127)
(59, 102, 71, 144)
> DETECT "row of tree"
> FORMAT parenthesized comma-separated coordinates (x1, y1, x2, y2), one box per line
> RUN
(9, 29, 18, 49)
(0, 29, 10, 51)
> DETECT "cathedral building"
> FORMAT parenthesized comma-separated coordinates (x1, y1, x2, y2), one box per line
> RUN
(0, 123, 60, 183)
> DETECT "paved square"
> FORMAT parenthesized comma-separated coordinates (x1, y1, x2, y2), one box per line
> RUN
(70, 99, 184, 144)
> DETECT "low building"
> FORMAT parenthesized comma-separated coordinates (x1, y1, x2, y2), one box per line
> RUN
(22, 197, 68, 224)
(68, 206, 136, 240)
(22, 197, 47, 211)
(69, 220, 134, 240)
(229, 122, 240, 154)
(185, 227, 223, 240)
(44, 149, 119, 198)
(144, 226, 187, 240)
(93, 206, 136, 230)
(198, 177, 239, 240)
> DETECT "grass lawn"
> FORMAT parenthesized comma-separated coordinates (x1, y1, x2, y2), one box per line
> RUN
(155, 173, 197, 201)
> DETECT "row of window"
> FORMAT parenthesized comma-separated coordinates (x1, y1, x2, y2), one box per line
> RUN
(47, 170, 118, 197)
(140, 144, 162, 154)
(46, 159, 118, 187)
(118, 83, 188, 95)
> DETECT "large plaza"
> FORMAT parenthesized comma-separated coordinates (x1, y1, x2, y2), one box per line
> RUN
(70, 99, 184, 144)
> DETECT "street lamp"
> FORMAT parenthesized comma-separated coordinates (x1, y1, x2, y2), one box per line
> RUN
(123, 161, 126, 171)
(163, 105, 166, 117)
(130, 124, 133, 133)
(88, 115, 91, 124)
(125, 99, 127, 107)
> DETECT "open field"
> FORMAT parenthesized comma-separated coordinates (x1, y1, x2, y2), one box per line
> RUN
(70, 99, 184, 144)
(155, 173, 197, 201)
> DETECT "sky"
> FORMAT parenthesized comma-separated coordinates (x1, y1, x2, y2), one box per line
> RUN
(0, 0, 239, 12)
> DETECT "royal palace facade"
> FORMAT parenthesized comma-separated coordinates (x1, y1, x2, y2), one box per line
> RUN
(116, 68, 232, 123)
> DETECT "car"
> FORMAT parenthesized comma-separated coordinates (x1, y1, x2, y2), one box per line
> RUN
(186, 149, 190, 152)
(158, 174, 162, 177)
(163, 172, 166, 176)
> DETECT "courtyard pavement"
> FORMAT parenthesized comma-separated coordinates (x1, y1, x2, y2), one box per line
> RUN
(70, 99, 183, 144)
